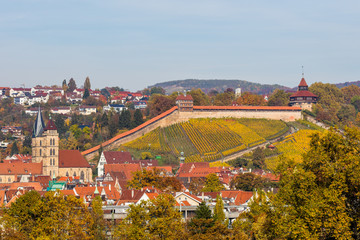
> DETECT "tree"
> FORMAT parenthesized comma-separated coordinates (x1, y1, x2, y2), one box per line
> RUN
(119, 109, 131, 129)
(230, 173, 269, 191)
(213, 195, 225, 224)
(10, 140, 19, 156)
(189, 178, 205, 195)
(252, 147, 265, 169)
(194, 201, 212, 219)
(84, 76, 91, 90)
(233, 190, 275, 239)
(188, 88, 210, 106)
(267, 89, 290, 106)
(67, 78, 77, 92)
(341, 85, 360, 103)
(114, 194, 184, 240)
(237, 92, 266, 106)
(212, 91, 234, 106)
(127, 169, 160, 190)
(202, 173, 224, 192)
(90, 196, 105, 239)
(148, 94, 176, 117)
(62, 79, 68, 92)
(150, 86, 165, 95)
(273, 128, 360, 238)
(351, 95, 360, 112)
(83, 88, 90, 99)
(54, 114, 67, 136)
(133, 109, 144, 127)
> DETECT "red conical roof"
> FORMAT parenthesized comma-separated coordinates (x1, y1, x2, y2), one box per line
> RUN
(44, 119, 57, 131)
(299, 78, 308, 87)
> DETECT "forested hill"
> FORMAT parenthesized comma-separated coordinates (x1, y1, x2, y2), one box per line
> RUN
(335, 80, 360, 89)
(149, 79, 291, 95)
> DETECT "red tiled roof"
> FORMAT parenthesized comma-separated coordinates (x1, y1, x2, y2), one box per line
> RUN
(176, 95, 193, 101)
(103, 151, 133, 164)
(289, 90, 317, 98)
(59, 150, 90, 168)
(44, 119, 57, 131)
(104, 163, 141, 181)
(0, 162, 42, 175)
(298, 78, 308, 87)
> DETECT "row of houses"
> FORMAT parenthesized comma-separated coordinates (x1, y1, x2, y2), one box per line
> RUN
(1, 86, 148, 106)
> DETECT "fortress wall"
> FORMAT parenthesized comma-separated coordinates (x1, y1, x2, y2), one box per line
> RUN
(83, 107, 302, 160)
(179, 109, 302, 122)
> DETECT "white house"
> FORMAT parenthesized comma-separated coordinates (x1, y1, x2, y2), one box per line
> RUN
(78, 105, 97, 115)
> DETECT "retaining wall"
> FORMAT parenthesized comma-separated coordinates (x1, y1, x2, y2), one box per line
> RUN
(82, 106, 302, 160)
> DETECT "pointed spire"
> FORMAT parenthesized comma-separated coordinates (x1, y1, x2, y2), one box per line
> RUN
(94, 181, 99, 194)
(32, 106, 45, 137)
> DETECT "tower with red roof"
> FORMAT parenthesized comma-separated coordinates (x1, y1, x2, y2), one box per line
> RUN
(289, 77, 317, 110)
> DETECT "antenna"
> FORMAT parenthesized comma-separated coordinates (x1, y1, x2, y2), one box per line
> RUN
(302, 66, 304, 77)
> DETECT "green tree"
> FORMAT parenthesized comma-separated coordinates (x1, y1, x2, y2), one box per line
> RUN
(351, 95, 360, 112)
(83, 88, 90, 99)
(150, 86, 165, 95)
(341, 84, 360, 103)
(230, 173, 270, 191)
(67, 78, 77, 92)
(119, 109, 131, 129)
(213, 195, 225, 224)
(188, 88, 210, 106)
(10, 141, 19, 155)
(194, 201, 212, 219)
(212, 91, 234, 106)
(202, 173, 224, 192)
(267, 89, 290, 106)
(133, 109, 144, 127)
(84, 76, 91, 90)
(62, 79, 68, 92)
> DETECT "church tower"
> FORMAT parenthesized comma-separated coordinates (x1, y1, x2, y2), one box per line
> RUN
(32, 108, 59, 178)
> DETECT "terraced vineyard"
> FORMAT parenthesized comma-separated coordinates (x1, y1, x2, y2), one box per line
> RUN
(124, 118, 289, 162)
(265, 129, 322, 170)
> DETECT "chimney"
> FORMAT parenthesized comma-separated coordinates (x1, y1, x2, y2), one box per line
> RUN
(131, 189, 134, 198)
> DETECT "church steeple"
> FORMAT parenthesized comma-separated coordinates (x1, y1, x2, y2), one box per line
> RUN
(32, 106, 45, 137)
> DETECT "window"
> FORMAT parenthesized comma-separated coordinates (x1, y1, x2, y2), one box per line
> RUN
(40, 140, 42, 146)
(8, 178, 11, 183)
(80, 171, 84, 180)
(66, 172, 69, 177)
(0, 178, 2, 183)
(40, 149, 42, 156)
(73, 172, 77, 177)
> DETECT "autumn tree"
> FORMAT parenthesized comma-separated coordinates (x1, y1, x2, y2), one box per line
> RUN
(148, 94, 176, 117)
(341, 84, 360, 103)
(237, 92, 266, 106)
(212, 91, 234, 106)
(189, 178, 205, 195)
(202, 173, 224, 192)
(84, 76, 91, 90)
(114, 194, 184, 239)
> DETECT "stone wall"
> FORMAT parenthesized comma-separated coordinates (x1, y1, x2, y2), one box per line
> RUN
(83, 107, 302, 160)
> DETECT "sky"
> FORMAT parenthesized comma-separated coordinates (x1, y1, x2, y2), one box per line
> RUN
(0, 0, 359, 91)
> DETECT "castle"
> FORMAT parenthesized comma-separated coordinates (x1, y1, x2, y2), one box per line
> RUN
(32, 108, 92, 182)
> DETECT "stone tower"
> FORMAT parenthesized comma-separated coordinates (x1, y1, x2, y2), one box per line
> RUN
(32, 108, 59, 178)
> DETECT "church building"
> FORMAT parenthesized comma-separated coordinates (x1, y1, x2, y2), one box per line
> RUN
(32, 108, 92, 182)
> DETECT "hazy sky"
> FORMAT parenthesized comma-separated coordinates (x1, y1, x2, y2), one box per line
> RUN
(0, 0, 359, 91)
